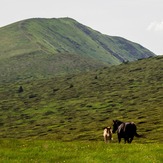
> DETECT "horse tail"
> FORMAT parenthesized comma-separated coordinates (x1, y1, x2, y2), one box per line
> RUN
(135, 132, 142, 137)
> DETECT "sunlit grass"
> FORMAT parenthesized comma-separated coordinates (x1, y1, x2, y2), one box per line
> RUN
(0, 139, 162, 163)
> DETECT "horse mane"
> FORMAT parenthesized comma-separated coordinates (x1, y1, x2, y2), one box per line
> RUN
(115, 120, 123, 125)
(115, 120, 123, 123)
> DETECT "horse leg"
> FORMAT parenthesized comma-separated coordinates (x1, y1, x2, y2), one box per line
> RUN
(104, 135, 108, 143)
(106, 136, 108, 143)
(129, 137, 134, 143)
(118, 135, 121, 143)
(104, 136, 106, 143)
(108, 136, 110, 143)
(109, 136, 113, 143)
(124, 138, 129, 143)
(127, 137, 130, 143)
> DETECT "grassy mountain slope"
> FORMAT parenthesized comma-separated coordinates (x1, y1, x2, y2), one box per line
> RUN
(0, 56, 162, 143)
(0, 18, 155, 83)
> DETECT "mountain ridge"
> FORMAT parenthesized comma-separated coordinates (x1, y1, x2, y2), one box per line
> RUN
(0, 17, 155, 83)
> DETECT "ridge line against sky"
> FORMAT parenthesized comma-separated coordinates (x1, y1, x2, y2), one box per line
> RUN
(0, 0, 163, 55)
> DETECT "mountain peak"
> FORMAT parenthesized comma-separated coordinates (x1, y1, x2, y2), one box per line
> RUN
(0, 17, 155, 82)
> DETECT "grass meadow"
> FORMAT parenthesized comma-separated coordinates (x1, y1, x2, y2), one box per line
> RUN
(0, 139, 162, 163)
(0, 57, 162, 162)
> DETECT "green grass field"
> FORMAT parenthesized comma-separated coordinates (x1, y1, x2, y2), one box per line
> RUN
(0, 56, 163, 162)
(0, 139, 162, 163)
(0, 56, 162, 142)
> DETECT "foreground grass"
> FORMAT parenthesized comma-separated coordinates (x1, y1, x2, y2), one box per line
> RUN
(0, 139, 162, 163)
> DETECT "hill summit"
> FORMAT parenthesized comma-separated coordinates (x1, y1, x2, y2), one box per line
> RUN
(0, 17, 155, 82)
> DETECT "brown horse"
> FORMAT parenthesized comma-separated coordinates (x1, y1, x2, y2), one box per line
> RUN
(112, 120, 141, 143)
(103, 126, 113, 143)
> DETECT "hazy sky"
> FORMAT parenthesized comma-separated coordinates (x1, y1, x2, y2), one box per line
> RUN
(0, 0, 163, 55)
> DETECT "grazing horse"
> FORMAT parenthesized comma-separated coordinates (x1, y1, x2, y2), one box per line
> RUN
(112, 120, 141, 143)
(103, 126, 113, 143)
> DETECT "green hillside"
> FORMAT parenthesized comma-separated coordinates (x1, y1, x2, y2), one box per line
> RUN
(0, 56, 162, 143)
(0, 18, 155, 83)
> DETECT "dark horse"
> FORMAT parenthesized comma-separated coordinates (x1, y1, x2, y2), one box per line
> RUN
(112, 120, 141, 143)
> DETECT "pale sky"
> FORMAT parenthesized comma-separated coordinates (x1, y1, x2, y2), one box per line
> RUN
(0, 0, 163, 55)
